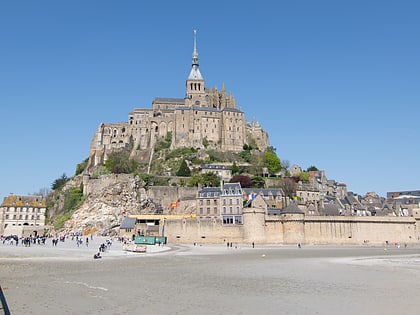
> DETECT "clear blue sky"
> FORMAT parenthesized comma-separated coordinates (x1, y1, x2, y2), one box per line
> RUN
(1, 0, 419, 199)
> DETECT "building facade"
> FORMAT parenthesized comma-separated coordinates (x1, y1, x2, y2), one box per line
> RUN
(196, 182, 244, 224)
(1, 194, 47, 235)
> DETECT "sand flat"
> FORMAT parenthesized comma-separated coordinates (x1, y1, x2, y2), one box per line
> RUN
(1, 239, 420, 314)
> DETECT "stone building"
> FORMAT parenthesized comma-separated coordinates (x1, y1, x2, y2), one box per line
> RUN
(196, 182, 244, 225)
(1, 194, 47, 235)
(87, 30, 269, 170)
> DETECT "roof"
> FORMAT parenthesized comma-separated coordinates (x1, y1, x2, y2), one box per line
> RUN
(281, 203, 304, 214)
(120, 217, 136, 229)
(201, 164, 230, 170)
(198, 187, 221, 197)
(188, 65, 203, 80)
(323, 203, 342, 216)
(153, 97, 185, 104)
(243, 188, 284, 197)
(221, 107, 243, 113)
(221, 182, 242, 196)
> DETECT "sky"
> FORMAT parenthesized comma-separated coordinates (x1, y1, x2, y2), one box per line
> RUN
(1, 0, 419, 199)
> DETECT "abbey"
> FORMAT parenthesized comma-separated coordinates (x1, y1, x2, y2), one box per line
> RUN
(87, 31, 269, 170)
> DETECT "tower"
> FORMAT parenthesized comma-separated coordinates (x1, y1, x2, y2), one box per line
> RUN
(185, 30, 206, 106)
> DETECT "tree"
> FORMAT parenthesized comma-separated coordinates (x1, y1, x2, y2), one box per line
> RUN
(306, 165, 319, 172)
(240, 149, 251, 163)
(230, 162, 239, 175)
(251, 176, 266, 188)
(230, 175, 252, 188)
(201, 172, 221, 187)
(282, 159, 290, 170)
(75, 158, 89, 176)
(176, 160, 191, 177)
(51, 173, 69, 191)
(264, 151, 282, 175)
(279, 178, 296, 199)
(296, 172, 310, 183)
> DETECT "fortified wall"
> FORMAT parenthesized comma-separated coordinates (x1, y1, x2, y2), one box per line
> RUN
(163, 212, 420, 245)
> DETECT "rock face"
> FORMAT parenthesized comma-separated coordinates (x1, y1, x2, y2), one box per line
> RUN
(64, 176, 160, 236)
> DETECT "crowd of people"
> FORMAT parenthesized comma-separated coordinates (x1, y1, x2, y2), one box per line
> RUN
(1, 232, 117, 260)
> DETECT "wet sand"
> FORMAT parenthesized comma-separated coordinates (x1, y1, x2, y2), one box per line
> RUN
(1, 239, 420, 315)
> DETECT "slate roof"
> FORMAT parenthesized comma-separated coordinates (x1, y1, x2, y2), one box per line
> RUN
(323, 203, 342, 216)
(120, 217, 136, 229)
(243, 188, 284, 198)
(281, 203, 304, 214)
(153, 97, 185, 104)
(198, 187, 221, 198)
(222, 183, 242, 196)
(201, 164, 230, 170)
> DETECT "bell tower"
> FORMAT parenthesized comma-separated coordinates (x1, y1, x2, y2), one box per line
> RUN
(185, 30, 205, 106)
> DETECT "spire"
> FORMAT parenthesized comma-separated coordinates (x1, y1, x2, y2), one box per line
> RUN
(192, 29, 199, 66)
(188, 29, 203, 81)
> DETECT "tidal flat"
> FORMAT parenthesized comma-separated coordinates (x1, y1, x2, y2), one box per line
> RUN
(1, 239, 420, 315)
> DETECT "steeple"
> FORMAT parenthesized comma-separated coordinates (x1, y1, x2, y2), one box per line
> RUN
(187, 29, 203, 81)
(192, 29, 199, 67)
(186, 29, 205, 106)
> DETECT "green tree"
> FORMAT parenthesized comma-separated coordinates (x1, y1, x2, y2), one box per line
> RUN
(51, 173, 69, 191)
(240, 149, 251, 163)
(251, 176, 266, 188)
(230, 162, 239, 175)
(306, 165, 319, 172)
(201, 172, 221, 187)
(296, 172, 310, 183)
(176, 160, 191, 177)
(75, 158, 89, 176)
(264, 151, 282, 175)
(188, 173, 202, 187)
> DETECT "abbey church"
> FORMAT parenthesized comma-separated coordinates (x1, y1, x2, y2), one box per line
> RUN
(88, 31, 269, 170)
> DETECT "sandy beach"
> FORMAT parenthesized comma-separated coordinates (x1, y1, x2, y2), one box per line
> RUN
(1, 238, 420, 315)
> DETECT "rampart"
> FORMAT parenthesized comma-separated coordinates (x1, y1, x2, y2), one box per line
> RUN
(163, 214, 420, 246)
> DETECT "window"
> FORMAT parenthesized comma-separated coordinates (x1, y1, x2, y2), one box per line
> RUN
(207, 207, 210, 214)
(206, 200, 210, 206)
(223, 216, 234, 225)
(200, 208, 203, 214)
(223, 207, 226, 214)
(229, 207, 233, 214)
(213, 207, 217, 214)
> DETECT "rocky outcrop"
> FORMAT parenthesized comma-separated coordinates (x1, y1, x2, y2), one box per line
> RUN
(64, 176, 160, 236)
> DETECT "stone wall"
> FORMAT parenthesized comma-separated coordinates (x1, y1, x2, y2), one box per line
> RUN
(148, 186, 198, 214)
(161, 214, 420, 246)
(164, 218, 243, 244)
(303, 216, 417, 245)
